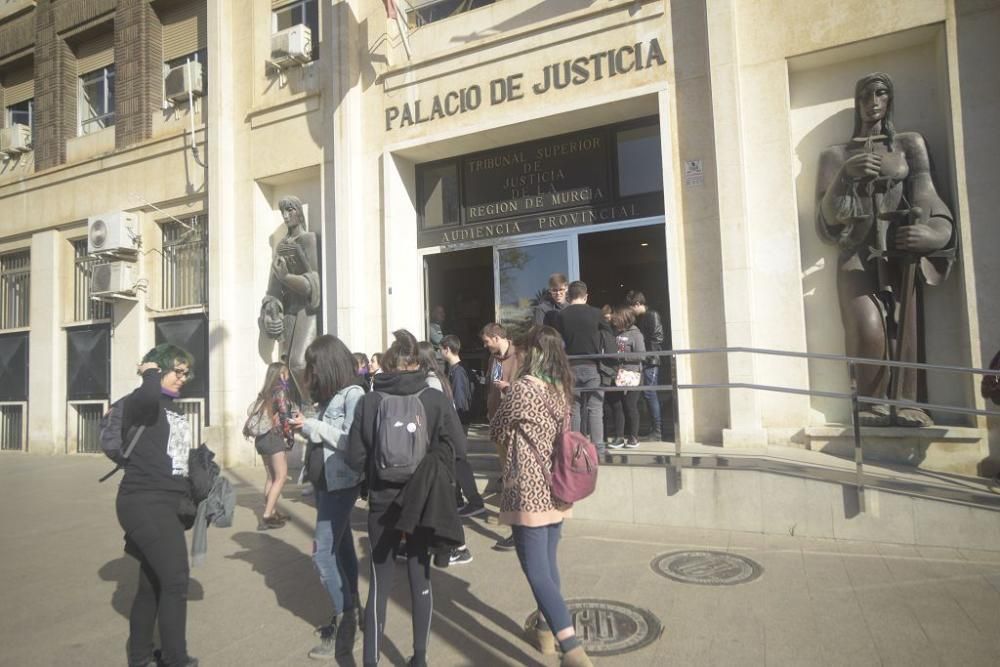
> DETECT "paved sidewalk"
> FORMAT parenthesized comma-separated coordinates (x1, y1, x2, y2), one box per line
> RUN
(3, 453, 1000, 666)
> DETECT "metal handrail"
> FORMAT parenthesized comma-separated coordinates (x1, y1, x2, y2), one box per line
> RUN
(567, 346, 1000, 512)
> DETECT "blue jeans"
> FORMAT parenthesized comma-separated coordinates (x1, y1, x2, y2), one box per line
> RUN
(314, 485, 360, 615)
(571, 362, 604, 445)
(512, 522, 572, 634)
(642, 366, 662, 431)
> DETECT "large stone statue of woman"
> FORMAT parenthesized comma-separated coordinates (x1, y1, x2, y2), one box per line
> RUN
(815, 72, 956, 427)
(259, 196, 321, 396)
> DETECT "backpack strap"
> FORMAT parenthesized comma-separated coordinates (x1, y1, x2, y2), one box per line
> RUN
(122, 425, 147, 459)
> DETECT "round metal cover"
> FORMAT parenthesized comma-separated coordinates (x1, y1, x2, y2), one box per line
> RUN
(651, 550, 763, 586)
(526, 599, 662, 657)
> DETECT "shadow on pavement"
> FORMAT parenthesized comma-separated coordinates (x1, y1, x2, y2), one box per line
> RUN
(98, 556, 204, 620)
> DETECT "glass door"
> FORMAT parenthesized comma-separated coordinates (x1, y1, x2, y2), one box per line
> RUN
(494, 237, 575, 340)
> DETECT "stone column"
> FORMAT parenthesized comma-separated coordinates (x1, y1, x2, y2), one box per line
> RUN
(27, 230, 66, 454)
(114, 0, 162, 149)
(33, 0, 76, 170)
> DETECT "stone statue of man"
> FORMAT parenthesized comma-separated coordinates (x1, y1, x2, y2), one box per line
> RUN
(259, 196, 321, 395)
(815, 73, 955, 427)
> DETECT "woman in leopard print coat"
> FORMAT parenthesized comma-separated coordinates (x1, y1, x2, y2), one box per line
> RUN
(491, 325, 594, 667)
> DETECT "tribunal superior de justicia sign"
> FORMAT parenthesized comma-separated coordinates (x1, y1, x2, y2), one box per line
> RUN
(385, 37, 668, 132)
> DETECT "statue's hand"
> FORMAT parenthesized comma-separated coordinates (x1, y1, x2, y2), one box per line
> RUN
(262, 314, 284, 339)
(273, 256, 289, 280)
(894, 224, 948, 253)
(843, 152, 882, 182)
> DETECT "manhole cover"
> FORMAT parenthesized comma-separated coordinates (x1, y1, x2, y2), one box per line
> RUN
(651, 550, 763, 586)
(526, 599, 662, 657)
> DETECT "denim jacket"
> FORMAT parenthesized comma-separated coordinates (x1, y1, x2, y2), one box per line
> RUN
(301, 384, 364, 491)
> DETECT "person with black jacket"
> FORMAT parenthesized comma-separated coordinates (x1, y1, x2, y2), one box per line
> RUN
(116, 344, 198, 667)
(554, 281, 613, 451)
(532, 272, 568, 326)
(626, 290, 666, 440)
(347, 330, 465, 667)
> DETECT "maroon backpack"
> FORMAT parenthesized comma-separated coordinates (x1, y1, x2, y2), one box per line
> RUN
(522, 409, 599, 504)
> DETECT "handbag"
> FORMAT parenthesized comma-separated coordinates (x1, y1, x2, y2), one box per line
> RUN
(242, 400, 273, 438)
(615, 367, 641, 387)
(517, 406, 599, 505)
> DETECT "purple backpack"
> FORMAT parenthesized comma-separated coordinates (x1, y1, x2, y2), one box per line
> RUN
(524, 410, 599, 504)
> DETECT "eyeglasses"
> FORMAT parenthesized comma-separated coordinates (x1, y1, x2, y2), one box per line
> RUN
(170, 367, 192, 380)
(549, 287, 567, 293)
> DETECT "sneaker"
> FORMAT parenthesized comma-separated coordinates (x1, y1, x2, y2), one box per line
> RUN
(258, 514, 286, 530)
(643, 427, 663, 442)
(457, 503, 486, 518)
(493, 534, 517, 551)
(624, 437, 639, 449)
(407, 656, 428, 667)
(308, 621, 337, 660)
(394, 542, 408, 561)
(449, 546, 473, 565)
(607, 439, 625, 450)
(335, 610, 359, 656)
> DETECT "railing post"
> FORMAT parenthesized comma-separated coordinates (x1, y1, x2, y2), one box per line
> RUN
(668, 353, 683, 493)
(848, 361, 866, 514)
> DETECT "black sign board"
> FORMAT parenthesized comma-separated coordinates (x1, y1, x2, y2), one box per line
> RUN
(462, 129, 610, 224)
(67, 326, 110, 401)
(0, 332, 28, 402)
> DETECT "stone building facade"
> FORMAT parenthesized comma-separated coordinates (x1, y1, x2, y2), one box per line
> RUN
(0, 0, 997, 476)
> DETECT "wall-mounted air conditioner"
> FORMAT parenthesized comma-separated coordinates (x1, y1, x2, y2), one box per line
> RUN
(87, 212, 140, 257)
(91, 262, 137, 297)
(164, 61, 204, 104)
(270, 25, 312, 68)
(0, 124, 32, 155)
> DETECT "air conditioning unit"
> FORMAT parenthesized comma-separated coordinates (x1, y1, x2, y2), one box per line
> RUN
(0, 124, 31, 155)
(270, 25, 312, 67)
(87, 212, 140, 257)
(91, 261, 137, 297)
(164, 61, 204, 104)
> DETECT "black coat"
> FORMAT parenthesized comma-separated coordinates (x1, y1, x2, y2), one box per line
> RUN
(638, 308, 666, 366)
(390, 437, 465, 555)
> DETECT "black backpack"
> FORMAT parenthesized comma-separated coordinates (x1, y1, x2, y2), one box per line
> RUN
(374, 389, 429, 483)
(98, 399, 146, 482)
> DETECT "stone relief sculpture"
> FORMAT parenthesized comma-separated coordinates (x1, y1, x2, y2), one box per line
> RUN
(815, 73, 956, 427)
(259, 196, 321, 397)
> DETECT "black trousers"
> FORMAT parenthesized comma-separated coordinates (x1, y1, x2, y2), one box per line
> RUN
(453, 410, 484, 508)
(116, 491, 190, 667)
(607, 389, 640, 440)
(363, 504, 433, 666)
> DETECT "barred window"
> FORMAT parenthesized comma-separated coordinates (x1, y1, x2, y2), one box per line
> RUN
(162, 216, 208, 309)
(72, 240, 113, 321)
(0, 250, 30, 330)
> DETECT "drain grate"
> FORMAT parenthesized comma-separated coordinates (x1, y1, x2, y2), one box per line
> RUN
(526, 599, 662, 656)
(651, 550, 763, 586)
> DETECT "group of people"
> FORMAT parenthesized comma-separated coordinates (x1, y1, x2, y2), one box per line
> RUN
(530, 273, 667, 450)
(113, 317, 597, 666)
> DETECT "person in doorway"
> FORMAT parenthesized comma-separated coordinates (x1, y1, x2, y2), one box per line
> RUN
(491, 325, 593, 667)
(625, 290, 666, 440)
(441, 334, 487, 519)
(353, 352, 371, 392)
(243, 361, 300, 529)
(481, 322, 521, 551)
(428, 305, 447, 350)
(607, 306, 645, 449)
(533, 273, 568, 327)
(288, 335, 364, 660)
(116, 344, 198, 667)
(367, 353, 383, 391)
(554, 281, 612, 453)
(347, 330, 465, 667)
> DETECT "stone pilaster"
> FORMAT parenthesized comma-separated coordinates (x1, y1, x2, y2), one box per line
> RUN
(114, 0, 162, 149)
(32, 0, 75, 170)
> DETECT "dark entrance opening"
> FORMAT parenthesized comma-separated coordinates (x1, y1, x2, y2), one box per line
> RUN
(578, 224, 672, 438)
(425, 247, 494, 421)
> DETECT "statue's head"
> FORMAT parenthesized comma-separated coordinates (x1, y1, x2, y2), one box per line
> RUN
(852, 72, 896, 140)
(278, 196, 305, 231)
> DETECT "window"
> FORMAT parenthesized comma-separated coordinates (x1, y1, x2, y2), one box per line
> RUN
(66, 326, 111, 401)
(407, 0, 496, 28)
(164, 48, 208, 97)
(6, 99, 32, 129)
(0, 251, 30, 330)
(79, 66, 115, 135)
(162, 216, 208, 309)
(273, 0, 319, 60)
(418, 162, 460, 229)
(615, 123, 663, 198)
(72, 240, 112, 322)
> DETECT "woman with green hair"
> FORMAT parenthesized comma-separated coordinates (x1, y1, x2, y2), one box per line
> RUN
(115, 343, 199, 667)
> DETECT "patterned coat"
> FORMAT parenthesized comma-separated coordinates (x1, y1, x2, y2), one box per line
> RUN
(491, 376, 572, 527)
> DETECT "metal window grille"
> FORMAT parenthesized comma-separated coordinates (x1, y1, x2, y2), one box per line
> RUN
(0, 250, 30, 330)
(0, 403, 26, 451)
(72, 402, 105, 453)
(72, 240, 113, 321)
(406, 0, 497, 28)
(162, 217, 208, 309)
(175, 399, 203, 446)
